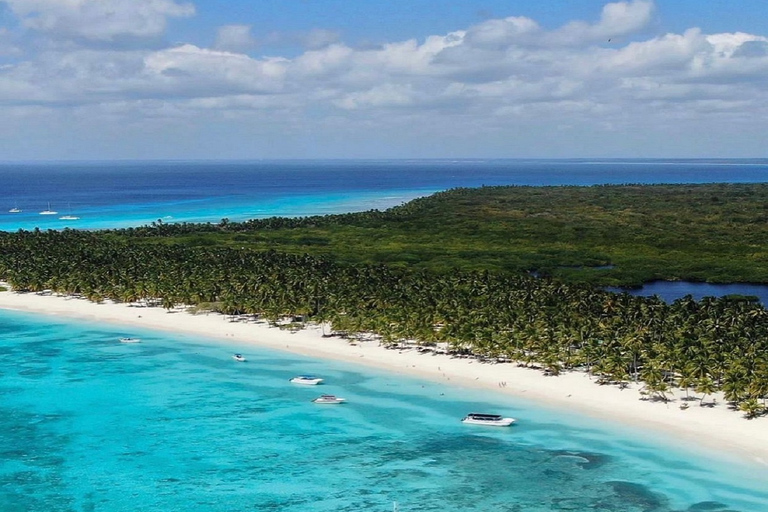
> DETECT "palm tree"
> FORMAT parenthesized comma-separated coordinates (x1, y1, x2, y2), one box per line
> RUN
(695, 378, 718, 406)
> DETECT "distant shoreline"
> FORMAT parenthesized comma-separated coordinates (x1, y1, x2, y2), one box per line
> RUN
(1, 287, 767, 469)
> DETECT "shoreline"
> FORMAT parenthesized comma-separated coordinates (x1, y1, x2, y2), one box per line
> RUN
(2, 288, 768, 468)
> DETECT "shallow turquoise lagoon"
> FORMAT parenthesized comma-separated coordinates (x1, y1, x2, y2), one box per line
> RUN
(1, 309, 767, 512)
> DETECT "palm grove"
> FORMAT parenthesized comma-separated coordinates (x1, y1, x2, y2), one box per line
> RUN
(1, 184, 768, 418)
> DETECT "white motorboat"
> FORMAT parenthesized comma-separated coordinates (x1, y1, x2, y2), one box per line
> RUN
(119, 337, 142, 344)
(9, 207, 21, 213)
(461, 413, 516, 427)
(312, 394, 346, 404)
(232, 353, 247, 362)
(290, 375, 324, 385)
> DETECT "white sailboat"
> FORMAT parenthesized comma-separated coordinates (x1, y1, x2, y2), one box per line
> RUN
(59, 203, 80, 220)
(39, 202, 58, 215)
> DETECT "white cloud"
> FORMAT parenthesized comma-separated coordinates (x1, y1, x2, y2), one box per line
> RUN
(463, 16, 538, 48)
(463, 0, 654, 48)
(334, 84, 415, 110)
(3, 0, 194, 43)
(143, 44, 288, 95)
(569, 0, 654, 40)
(1, 0, 768, 158)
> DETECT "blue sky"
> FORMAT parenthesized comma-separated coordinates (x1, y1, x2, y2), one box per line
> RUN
(0, 0, 767, 160)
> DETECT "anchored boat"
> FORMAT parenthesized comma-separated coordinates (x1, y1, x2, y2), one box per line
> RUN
(461, 413, 515, 427)
(290, 375, 324, 385)
(312, 394, 346, 404)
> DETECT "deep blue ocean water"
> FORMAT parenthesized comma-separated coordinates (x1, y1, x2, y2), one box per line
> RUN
(2, 159, 768, 231)
(2, 309, 767, 512)
(3, 160, 768, 510)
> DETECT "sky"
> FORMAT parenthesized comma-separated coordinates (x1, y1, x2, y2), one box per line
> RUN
(0, 0, 767, 160)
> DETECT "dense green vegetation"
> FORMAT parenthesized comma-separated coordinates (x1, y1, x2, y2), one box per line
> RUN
(1, 183, 768, 418)
(110, 183, 768, 287)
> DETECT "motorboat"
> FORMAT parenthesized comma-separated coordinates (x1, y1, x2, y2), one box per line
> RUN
(290, 375, 324, 385)
(312, 394, 346, 404)
(9, 207, 21, 213)
(461, 413, 516, 427)
(232, 353, 247, 362)
(119, 337, 142, 343)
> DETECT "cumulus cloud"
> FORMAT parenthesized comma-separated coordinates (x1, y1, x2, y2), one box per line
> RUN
(3, 0, 194, 43)
(143, 44, 287, 95)
(462, 0, 654, 49)
(1, 0, 768, 158)
(554, 0, 654, 44)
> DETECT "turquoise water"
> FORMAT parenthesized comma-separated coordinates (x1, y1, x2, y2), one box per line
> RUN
(2, 309, 767, 511)
(2, 159, 768, 232)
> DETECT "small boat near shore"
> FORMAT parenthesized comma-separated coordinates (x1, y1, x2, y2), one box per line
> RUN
(232, 353, 247, 362)
(461, 413, 516, 427)
(9, 207, 21, 213)
(119, 337, 142, 344)
(312, 394, 346, 404)
(290, 375, 324, 385)
(39, 203, 58, 215)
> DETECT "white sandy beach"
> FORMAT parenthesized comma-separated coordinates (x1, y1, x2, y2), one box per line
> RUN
(2, 288, 768, 468)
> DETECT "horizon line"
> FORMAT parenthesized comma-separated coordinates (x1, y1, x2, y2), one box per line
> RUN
(2, 157, 768, 165)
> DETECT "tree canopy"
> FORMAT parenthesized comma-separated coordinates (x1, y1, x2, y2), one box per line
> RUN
(1, 183, 767, 417)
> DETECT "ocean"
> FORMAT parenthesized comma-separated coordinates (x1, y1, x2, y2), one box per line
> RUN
(2, 159, 768, 510)
(2, 159, 768, 231)
(1, 308, 767, 512)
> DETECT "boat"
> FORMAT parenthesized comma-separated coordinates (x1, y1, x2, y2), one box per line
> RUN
(312, 394, 346, 404)
(119, 337, 142, 344)
(59, 203, 80, 220)
(39, 203, 57, 215)
(8, 207, 21, 213)
(232, 353, 247, 362)
(461, 413, 516, 426)
(290, 375, 324, 385)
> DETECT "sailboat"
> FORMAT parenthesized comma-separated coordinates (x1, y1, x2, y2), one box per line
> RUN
(59, 203, 80, 220)
(39, 202, 58, 215)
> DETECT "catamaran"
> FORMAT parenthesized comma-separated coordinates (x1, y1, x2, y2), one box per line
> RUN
(39, 203, 57, 215)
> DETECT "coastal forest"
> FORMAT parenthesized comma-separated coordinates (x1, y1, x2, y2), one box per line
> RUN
(2, 183, 768, 417)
